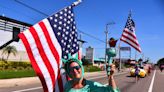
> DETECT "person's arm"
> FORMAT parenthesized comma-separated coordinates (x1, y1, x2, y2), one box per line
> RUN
(108, 64, 117, 89)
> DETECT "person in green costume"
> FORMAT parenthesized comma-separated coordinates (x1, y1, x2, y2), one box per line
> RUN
(63, 55, 120, 92)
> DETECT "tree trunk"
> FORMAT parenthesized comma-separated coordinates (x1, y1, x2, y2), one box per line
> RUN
(6, 53, 10, 62)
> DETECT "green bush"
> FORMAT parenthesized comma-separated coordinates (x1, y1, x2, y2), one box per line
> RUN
(82, 58, 92, 65)
(84, 65, 102, 72)
(0, 61, 32, 70)
(0, 67, 3, 70)
(17, 66, 24, 70)
(25, 66, 33, 70)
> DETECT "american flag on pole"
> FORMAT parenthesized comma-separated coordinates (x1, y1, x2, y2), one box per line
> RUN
(18, 4, 79, 92)
(120, 14, 141, 53)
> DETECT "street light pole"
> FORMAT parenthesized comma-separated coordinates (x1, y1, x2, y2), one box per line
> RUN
(105, 26, 108, 65)
(104, 22, 115, 65)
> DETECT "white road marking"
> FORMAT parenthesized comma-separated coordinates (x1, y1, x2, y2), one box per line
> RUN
(12, 87, 42, 92)
(12, 72, 127, 92)
(148, 70, 156, 92)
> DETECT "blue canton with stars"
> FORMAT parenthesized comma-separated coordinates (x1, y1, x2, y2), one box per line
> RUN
(47, 5, 79, 59)
(125, 15, 135, 32)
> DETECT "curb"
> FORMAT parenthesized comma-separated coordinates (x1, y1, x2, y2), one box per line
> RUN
(0, 69, 129, 88)
(0, 77, 40, 88)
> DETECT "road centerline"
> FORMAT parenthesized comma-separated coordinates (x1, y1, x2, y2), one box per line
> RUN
(148, 70, 156, 92)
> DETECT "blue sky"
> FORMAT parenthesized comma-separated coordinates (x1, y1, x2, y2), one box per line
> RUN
(0, 0, 164, 63)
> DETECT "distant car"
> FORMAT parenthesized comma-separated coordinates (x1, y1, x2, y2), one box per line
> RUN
(130, 68, 147, 78)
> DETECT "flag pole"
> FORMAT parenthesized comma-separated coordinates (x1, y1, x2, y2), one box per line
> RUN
(135, 50, 137, 61)
(130, 10, 137, 62)
(118, 40, 121, 72)
(129, 9, 132, 17)
(73, 0, 82, 6)
(45, 0, 82, 19)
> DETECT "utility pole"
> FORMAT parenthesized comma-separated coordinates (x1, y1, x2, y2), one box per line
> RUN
(142, 53, 144, 61)
(104, 22, 115, 65)
(105, 27, 108, 65)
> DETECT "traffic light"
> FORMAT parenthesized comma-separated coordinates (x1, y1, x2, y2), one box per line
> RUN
(12, 27, 20, 42)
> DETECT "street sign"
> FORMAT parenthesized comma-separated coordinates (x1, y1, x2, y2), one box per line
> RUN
(13, 27, 20, 42)
(120, 47, 131, 51)
(85, 46, 94, 64)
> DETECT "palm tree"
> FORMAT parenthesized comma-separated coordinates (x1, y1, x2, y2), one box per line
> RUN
(2, 45, 17, 61)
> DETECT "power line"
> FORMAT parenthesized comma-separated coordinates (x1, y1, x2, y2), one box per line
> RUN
(14, 0, 48, 16)
(14, 0, 105, 44)
(0, 4, 38, 22)
(83, 47, 105, 49)
(78, 29, 105, 44)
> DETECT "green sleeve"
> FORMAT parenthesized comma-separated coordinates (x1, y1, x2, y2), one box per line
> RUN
(107, 86, 120, 92)
(87, 80, 120, 92)
(64, 80, 120, 92)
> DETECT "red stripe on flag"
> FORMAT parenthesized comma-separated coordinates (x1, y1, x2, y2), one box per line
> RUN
(120, 14, 141, 53)
(78, 48, 82, 60)
(29, 27, 55, 89)
(121, 38, 141, 53)
(18, 33, 48, 92)
(66, 75, 71, 81)
(38, 21, 64, 92)
(39, 21, 60, 65)
(121, 34, 139, 47)
(123, 29, 137, 39)
(57, 69, 64, 92)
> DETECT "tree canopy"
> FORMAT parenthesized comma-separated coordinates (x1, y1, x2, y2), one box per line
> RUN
(2, 45, 17, 61)
(157, 58, 164, 66)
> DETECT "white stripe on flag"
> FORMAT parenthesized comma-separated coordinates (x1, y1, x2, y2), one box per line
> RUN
(121, 37, 141, 51)
(121, 33, 139, 46)
(43, 19, 67, 92)
(122, 29, 139, 44)
(23, 30, 53, 92)
(43, 19, 62, 67)
(124, 28, 136, 37)
(33, 24, 59, 80)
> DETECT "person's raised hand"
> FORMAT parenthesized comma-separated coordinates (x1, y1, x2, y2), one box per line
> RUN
(108, 64, 116, 76)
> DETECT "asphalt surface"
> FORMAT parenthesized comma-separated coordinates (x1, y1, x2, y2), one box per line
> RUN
(153, 69, 164, 92)
(0, 69, 164, 92)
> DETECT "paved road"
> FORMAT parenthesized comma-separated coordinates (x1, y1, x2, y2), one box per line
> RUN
(0, 69, 164, 92)
(117, 69, 164, 92)
(153, 69, 164, 92)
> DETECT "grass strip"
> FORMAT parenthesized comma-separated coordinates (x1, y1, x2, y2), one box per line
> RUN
(0, 69, 36, 79)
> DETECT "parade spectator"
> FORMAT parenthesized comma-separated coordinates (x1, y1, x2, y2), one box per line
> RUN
(134, 64, 140, 83)
(148, 65, 151, 75)
(160, 64, 164, 72)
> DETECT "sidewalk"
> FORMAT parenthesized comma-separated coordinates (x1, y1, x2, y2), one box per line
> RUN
(0, 77, 41, 88)
(0, 69, 129, 88)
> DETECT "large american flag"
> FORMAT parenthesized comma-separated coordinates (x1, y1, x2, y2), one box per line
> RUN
(120, 14, 141, 53)
(19, 5, 79, 92)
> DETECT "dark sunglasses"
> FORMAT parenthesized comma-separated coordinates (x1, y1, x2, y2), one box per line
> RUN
(70, 66, 81, 71)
